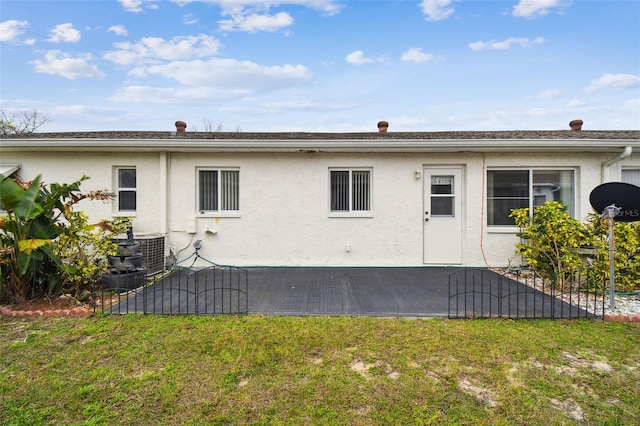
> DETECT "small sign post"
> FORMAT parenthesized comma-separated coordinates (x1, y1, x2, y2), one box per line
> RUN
(600, 204, 620, 310)
(589, 182, 640, 311)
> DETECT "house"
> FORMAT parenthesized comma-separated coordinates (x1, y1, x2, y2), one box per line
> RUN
(1, 123, 639, 270)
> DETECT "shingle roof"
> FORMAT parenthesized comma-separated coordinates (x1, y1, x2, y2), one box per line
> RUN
(2, 130, 639, 140)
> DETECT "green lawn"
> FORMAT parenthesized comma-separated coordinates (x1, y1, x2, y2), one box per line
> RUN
(1, 315, 639, 425)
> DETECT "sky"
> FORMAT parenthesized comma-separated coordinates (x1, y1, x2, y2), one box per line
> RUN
(1, 0, 639, 133)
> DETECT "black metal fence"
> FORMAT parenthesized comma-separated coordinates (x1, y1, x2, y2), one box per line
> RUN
(448, 268, 605, 319)
(94, 265, 248, 315)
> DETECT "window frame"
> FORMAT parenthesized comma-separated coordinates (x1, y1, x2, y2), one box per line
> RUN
(328, 167, 373, 218)
(486, 168, 576, 229)
(196, 167, 241, 217)
(621, 167, 640, 187)
(114, 166, 137, 215)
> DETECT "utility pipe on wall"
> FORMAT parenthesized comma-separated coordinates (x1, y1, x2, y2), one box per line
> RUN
(601, 146, 632, 182)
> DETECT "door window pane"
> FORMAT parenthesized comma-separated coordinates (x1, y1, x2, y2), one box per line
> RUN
(431, 175, 454, 216)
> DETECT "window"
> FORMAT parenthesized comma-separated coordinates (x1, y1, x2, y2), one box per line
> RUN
(622, 168, 640, 187)
(430, 175, 455, 217)
(198, 169, 239, 213)
(487, 169, 574, 226)
(116, 167, 136, 212)
(330, 169, 371, 213)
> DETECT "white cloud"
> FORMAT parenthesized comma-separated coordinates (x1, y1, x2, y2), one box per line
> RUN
(32, 50, 105, 80)
(537, 89, 562, 99)
(567, 98, 587, 108)
(400, 48, 434, 63)
(47, 23, 81, 43)
(135, 58, 312, 88)
(174, 1, 341, 32)
(419, 0, 455, 22)
(174, 0, 342, 16)
(345, 50, 370, 65)
(512, 0, 570, 19)
(468, 37, 545, 51)
(219, 12, 294, 32)
(111, 85, 213, 104)
(183, 14, 199, 25)
(119, 0, 143, 12)
(584, 73, 640, 93)
(0, 20, 29, 42)
(345, 50, 384, 65)
(114, 57, 313, 104)
(103, 34, 221, 65)
(108, 25, 128, 36)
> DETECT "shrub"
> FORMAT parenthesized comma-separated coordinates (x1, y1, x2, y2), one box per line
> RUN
(0, 173, 129, 303)
(585, 213, 640, 292)
(52, 212, 131, 296)
(511, 201, 640, 292)
(510, 201, 598, 287)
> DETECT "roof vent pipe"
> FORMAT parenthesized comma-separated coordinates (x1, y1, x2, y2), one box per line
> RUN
(569, 119, 583, 131)
(175, 121, 187, 133)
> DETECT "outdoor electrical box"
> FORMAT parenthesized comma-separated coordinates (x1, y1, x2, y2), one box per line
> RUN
(186, 217, 197, 234)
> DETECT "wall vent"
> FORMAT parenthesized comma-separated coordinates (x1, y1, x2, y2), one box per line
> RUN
(113, 233, 166, 276)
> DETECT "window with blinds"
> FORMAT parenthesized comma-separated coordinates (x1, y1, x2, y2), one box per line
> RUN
(330, 169, 371, 212)
(622, 169, 640, 187)
(198, 169, 239, 213)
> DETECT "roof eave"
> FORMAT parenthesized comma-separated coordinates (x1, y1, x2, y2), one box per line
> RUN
(1, 138, 638, 153)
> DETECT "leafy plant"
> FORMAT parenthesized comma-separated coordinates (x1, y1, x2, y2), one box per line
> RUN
(510, 201, 598, 287)
(0, 173, 124, 303)
(51, 213, 131, 296)
(511, 202, 639, 292)
(585, 213, 640, 292)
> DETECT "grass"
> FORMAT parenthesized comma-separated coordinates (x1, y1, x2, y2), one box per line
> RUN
(1, 315, 639, 425)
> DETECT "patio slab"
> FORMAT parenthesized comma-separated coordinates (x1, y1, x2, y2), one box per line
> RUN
(247, 267, 455, 316)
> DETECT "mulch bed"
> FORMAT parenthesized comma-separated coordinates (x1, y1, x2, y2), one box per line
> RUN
(0, 296, 93, 317)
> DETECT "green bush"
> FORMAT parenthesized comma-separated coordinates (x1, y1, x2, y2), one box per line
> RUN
(52, 212, 131, 295)
(511, 201, 640, 292)
(510, 201, 597, 287)
(0, 173, 130, 303)
(585, 213, 640, 292)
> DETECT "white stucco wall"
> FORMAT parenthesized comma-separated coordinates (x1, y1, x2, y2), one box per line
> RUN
(2, 149, 638, 268)
(0, 151, 164, 234)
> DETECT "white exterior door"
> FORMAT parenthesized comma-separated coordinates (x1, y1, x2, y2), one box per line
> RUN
(423, 167, 463, 264)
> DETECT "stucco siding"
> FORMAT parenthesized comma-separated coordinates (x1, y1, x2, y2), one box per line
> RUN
(0, 151, 164, 234)
(2, 146, 639, 269)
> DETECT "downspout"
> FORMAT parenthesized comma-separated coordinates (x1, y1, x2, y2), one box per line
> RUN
(601, 146, 632, 183)
(159, 152, 168, 234)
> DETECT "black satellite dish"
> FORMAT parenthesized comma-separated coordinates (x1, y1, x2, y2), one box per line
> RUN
(589, 182, 640, 222)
